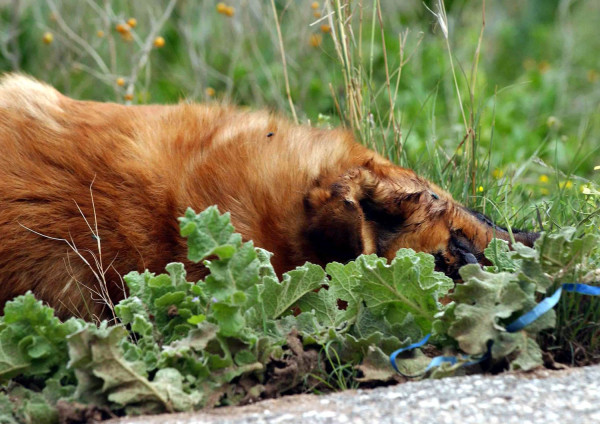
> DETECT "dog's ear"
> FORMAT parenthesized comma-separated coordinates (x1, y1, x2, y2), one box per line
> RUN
(302, 165, 437, 266)
(303, 167, 381, 265)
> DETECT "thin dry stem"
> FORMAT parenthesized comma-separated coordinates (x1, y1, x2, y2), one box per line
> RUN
(376, 0, 401, 157)
(270, 0, 298, 124)
(45, 0, 111, 75)
(18, 182, 125, 322)
(328, 0, 361, 131)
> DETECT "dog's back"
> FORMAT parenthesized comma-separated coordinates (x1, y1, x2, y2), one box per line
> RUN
(0, 75, 378, 318)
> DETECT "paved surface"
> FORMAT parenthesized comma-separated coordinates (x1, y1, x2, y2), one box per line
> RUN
(113, 365, 600, 424)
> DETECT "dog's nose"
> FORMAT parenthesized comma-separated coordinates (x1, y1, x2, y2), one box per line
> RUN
(464, 252, 478, 264)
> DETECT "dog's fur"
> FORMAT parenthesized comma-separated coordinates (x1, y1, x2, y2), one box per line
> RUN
(0, 75, 537, 319)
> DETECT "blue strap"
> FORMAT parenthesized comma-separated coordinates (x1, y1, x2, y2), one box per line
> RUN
(563, 283, 600, 296)
(389, 333, 430, 373)
(390, 283, 600, 375)
(506, 283, 600, 332)
(505, 287, 563, 332)
(390, 336, 491, 377)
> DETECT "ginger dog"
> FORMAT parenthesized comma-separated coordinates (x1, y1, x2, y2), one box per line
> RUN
(0, 75, 537, 319)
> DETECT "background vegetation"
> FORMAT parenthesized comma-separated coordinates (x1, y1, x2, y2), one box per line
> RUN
(2, 0, 599, 222)
(1, 0, 600, 382)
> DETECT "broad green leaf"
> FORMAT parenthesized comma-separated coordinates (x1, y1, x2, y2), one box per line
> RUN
(386, 347, 433, 380)
(356, 345, 403, 383)
(179, 206, 242, 262)
(510, 228, 600, 293)
(335, 332, 403, 365)
(212, 302, 245, 337)
(275, 310, 340, 345)
(123, 270, 155, 306)
(153, 368, 202, 411)
(535, 227, 599, 273)
(204, 241, 261, 299)
(507, 335, 543, 371)
(165, 322, 219, 353)
(326, 261, 362, 324)
(355, 250, 453, 334)
(234, 350, 257, 366)
(0, 330, 30, 382)
(155, 292, 186, 308)
(353, 303, 422, 349)
(484, 239, 519, 272)
(187, 315, 206, 325)
(448, 265, 528, 354)
(262, 263, 326, 319)
(295, 289, 340, 328)
(68, 325, 194, 413)
(241, 285, 265, 330)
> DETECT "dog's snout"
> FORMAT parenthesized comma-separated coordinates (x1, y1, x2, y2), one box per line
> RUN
(463, 252, 478, 264)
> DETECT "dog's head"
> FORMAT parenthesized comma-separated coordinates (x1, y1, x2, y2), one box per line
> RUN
(303, 162, 538, 278)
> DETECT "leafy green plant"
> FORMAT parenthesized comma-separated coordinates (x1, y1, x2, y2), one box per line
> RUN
(1, 206, 598, 422)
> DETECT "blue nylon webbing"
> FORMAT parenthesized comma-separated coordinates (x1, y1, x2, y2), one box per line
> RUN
(390, 283, 600, 376)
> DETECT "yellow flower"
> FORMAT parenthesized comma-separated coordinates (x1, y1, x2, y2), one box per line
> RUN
(311, 1, 319, 9)
(539, 175, 549, 184)
(313, 11, 321, 18)
(217, 3, 227, 13)
(42, 32, 53, 44)
(116, 77, 125, 87)
(477, 186, 484, 193)
(217, 3, 234, 17)
(205, 87, 215, 97)
(124, 93, 134, 101)
(127, 18, 137, 28)
(492, 169, 503, 179)
(153, 36, 165, 48)
(321, 24, 331, 33)
(559, 180, 573, 189)
(309, 34, 322, 47)
(97, 30, 105, 38)
(115, 23, 129, 34)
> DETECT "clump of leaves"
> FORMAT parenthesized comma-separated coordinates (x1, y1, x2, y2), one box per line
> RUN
(0, 207, 598, 422)
(435, 229, 600, 372)
(0, 293, 84, 422)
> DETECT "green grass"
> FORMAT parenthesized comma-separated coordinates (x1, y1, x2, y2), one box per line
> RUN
(1, 0, 599, 365)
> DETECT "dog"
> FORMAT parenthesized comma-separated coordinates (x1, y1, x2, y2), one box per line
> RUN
(0, 74, 538, 319)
